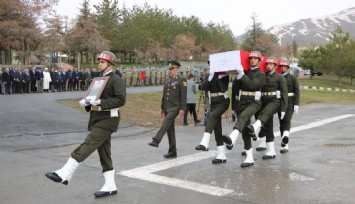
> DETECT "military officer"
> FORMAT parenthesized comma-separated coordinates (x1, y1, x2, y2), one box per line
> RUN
(195, 69, 230, 164)
(222, 51, 266, 167)
(246, 57, 288, 162)
(148, 60, 187, 159)
(278, 60, 300, 153)
(45, 51, 126, 198)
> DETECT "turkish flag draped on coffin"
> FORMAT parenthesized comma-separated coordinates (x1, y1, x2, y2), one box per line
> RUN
(209, 50, 275, 74)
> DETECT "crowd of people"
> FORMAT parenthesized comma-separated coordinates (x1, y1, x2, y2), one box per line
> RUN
(0, 66, 101, 94)
(0, 65, 217, 95)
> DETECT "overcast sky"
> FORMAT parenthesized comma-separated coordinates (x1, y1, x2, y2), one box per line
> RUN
(55, 0, 355, 36)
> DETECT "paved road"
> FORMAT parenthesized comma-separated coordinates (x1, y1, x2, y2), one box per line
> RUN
(1, 89, 355, 204)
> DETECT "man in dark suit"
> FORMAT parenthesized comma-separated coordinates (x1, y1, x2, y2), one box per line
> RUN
(30, 67, 37, 92)
(10, 67, 19, 94)
(22, 68, 31, 93)
(72, 68, 79, 91)
(35, 68, 44, 93)
(59, 68, 67, 92)
(3, 68, 13, 94)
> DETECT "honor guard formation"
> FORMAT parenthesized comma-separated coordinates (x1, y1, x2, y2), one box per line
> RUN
(44, 50, 300, 197)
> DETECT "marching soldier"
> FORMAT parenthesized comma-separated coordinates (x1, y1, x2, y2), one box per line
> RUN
(148, 60, 187, 159)
(45, 51, 126, 198)
(222, 51, 266, 167)
(195, 70, 230, 164)
(278, 60, 300, 153)
(246, 57, 288, 161)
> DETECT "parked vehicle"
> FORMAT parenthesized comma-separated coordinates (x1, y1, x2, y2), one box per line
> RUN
(304, 69, 311, 75)
(311, 70, 323, 76)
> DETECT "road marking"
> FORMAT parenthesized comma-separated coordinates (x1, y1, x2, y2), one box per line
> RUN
(119, 114, 354, 196)
(274, 114, 354, 137)
(119, 151, 234, 196)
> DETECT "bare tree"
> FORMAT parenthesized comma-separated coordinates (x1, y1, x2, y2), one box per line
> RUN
(172, 33, 200, 61)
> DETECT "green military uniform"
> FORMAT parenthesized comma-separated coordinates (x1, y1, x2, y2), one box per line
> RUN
(45, 51, 124, 197)
(125, 69, 132, 87)
(150, 70, 155, 86)
(279, 72, 299, 133)
(246, 56, 289, 160)
(222, 67, 266, 153)
(121, 70, 127, 87)
(150, 64, 187, 156)
(144, 69, 152, 86)
(278, 70, 300, 153)
(200, 74, 230, 146)
(255, 71, 288, 144)
(234, 68, 266, 131)
(72, 71, 126, 172)
(231, 79, 239, 122)
(132, 69, 137, 86)
(157, 69, 162, 85)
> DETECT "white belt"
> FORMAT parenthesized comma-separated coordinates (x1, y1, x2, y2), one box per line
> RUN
(240, 91, 256, 96)
(91, 107, 119, 117)
(288, 93, 294, 96)
(261, 92, 277, 96)
(210, 92, 224, 97)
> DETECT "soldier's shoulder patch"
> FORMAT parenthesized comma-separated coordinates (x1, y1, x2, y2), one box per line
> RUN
(182, 81, 188, 86)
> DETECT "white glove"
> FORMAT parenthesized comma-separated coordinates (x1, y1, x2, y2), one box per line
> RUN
(79, 99, 88, 107)
(208, 71, 214, 81)
(280, 112, 286, 120)
(294, 105, 299, 114)
(90, 99, 101, 106)
(237, 68, 244, 80)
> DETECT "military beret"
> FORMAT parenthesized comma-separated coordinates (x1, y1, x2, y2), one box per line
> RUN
(167, 60, 181, 68)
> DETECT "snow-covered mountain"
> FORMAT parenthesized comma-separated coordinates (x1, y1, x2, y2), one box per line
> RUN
(237, 7, 355, 47)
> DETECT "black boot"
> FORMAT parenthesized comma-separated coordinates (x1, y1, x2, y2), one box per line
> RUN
(148, 139, 159, 147)
(246, 124, 257, 141)
(195, 145, 208, 151)
(163, 152, 177, 159)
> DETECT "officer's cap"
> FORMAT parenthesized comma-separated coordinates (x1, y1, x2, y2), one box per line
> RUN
(167, 60, 181, 69)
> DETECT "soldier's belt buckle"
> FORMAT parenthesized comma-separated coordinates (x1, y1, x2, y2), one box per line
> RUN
(241, 91, 255, 96)
(91, 106, 100, 111)
(211, 92, 223, 97)
(262, 92, 276, 96)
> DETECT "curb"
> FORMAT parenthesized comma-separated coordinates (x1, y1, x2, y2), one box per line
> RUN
(300, 86, 355, 93)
